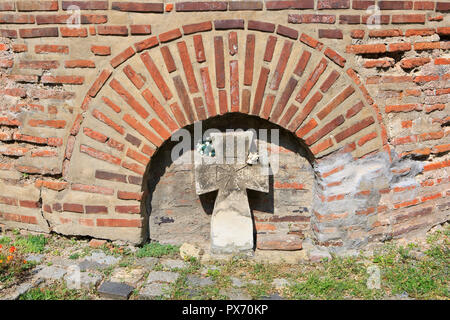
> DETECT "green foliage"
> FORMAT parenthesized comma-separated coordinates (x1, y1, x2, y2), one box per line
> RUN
(15, 235, 47, 254)
(19, 284, 84, 300)
(69, 253, 80, 260)
(136, 242, 180, 258)
(0, 237, 12, 245)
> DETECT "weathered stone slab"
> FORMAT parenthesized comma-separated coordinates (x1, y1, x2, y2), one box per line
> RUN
(64, 272, 103, 289)
(25, 254, 44, 264)
(195, 131, 269, 254)
(146, 271, 180, 284)
(110, 267, 146, 287)
(35, 266, 67, 281)
(161, 259, 187, 269)
(186, 275, 214, 287)
(97, 281, 134, 300)
(134, 257, 159, 269)
(84, 251, 120, 265)
(139, 283, 170, 299)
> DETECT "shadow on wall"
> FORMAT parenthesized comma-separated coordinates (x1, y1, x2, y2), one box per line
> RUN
(140, 113, 315, 246)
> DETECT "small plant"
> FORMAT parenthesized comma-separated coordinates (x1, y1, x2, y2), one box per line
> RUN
(15, 234, 47, 253)
(69, 253, 80, 260)
(19, 283, 83, 300)
(0, 243, 34, 285)
(136, 242, 180, 258)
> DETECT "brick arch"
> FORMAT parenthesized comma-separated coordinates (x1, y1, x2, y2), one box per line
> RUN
(61, 20, 388, 242)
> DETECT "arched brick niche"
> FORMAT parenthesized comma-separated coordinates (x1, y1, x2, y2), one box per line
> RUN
(143, 113, 314, 250)
(59, 25, 386, 246)
(0, 9, 448, 254)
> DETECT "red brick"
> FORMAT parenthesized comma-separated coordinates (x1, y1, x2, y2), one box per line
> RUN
(64, 60, 95, 68)
(177, 41, 199, 93)
(41, 75, 84, 84)
(71, 183, 114, 195)
(288, 92, 323, 132)
(141, 89, 177, 133)
(437, 27, 450, 36)
(97, 25, 128, 36)
(214, 19, 244, 30)
(305, 115, 345, 145)
(130, 24, 151, 35)
(339, 15, 360, 24)
(111, 2, 163, 12)
(173, 75, 196, 123)
(335, 116, 375, 143)
(288, 14, 336, 24)
(436, 2, 450, 12)
(385, 104, 421, 113)
(229, 1, 263, 10)
(324, 48, 346, 67)
(60, 27, 87, 37)
(102, 96, 121, 113)
(317, 85, 355, 120)
(296, 58, 328, 103)
(149, 118, 171, 141)
(199, 67, 216, 117)
(84, 127, 107, 143)
(276, 25, 298, 39)
(299, 33, 323, 49)
(266, 0, 314, 10)
(218, 90, 228, 114)
(319, 29, 343, 39)
(270, 41, 293, 90)
(296, 118, 318, 138)
(62, 1, 108, 10)
(346, 101, 364, 118)
(263, 35, 277, 62)
(110, 46, 135, 68)
(182, 21, 212, 35)
(400, 57, 430, 69)
(369, 29, 403, 38)
(92, 109, 125, 135)
(88, 69, 112, 98)
(134, 36, 158, 52)
(19, 27, 58, 38)
(123, 113, 163, 147)
(170, 102, 188, 127)
(17, 1, 58, 11)
(80, 144, 121, 165)
(318, 0, 350, 9)
(63, 203, 84, 213)
(0, 29, 17, 38)
(118, 191, 142, 201)
(97, 218, 142, 228)
(228, 31, 237, 55)
(346, 44, 386, 54)
(95, 170, 127, 183)
(115, 205, 140, 214)
(35, 14, 107, 24)
(109, 78, 149, 119)
(248, 20, 275, 33)
(193, 35, 206, 63)
(271, 77, 298, 123)
(214, 36, 225, 88)
(159, 28, 181, 43)
(392, 14, 425, 24)
(293, 50, 311, 77)
(175, 2, 227, 11)
(123, 64, 146, 89)
(229, 60, 240, 112)
(140, 52, 172, 100)
(0, 2, 15, 11)
(351, 29, 365, 39)
(378, 1, 413, 9)
(252, 67, 270, 115)
(0, 13, 35, 23)
(91, 45, 110, 56)
(320, 70, 340, 92)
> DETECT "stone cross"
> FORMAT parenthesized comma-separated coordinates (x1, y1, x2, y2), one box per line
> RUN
(194, 131, 269, 254)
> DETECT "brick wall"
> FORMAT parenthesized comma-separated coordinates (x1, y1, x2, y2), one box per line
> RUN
(0, 1, 448, 254)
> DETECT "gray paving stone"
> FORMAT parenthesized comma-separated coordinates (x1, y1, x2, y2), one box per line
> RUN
(146, 271, 180, 284)
(134, 257, 159, 269)
(139, 283, 170, 299)
(261, 293, 284, 300)
(85, 251, 120, 266)
(272, 278, 290, 290)
(221, 288, 252, 300)
(161, 259, 187, 269)
(186, 275, 214, 287)
(64, 272, 103, 289)
(230, 277, 245, 288)
(97, 281, 134, 300)
(35, 266, 67, 280)
(25, 254, 44, 264)
(78, 260, 108, 271)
